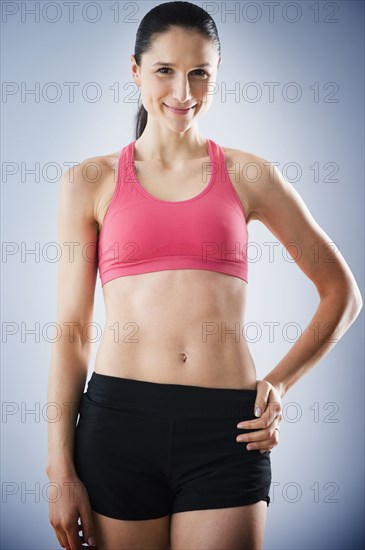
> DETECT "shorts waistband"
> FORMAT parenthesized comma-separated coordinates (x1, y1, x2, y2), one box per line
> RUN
(85, 372, 258, 419)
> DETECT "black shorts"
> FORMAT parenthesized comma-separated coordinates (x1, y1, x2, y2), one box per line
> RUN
(73, 372, 272, 521)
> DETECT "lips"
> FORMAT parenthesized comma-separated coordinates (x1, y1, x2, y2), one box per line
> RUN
(164, 103, 197, 113)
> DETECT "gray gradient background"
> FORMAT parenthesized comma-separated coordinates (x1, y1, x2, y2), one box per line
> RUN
(1, 1, 364, 548)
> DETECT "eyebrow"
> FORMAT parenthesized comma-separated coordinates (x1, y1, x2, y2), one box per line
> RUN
(152, 62, 212, 68)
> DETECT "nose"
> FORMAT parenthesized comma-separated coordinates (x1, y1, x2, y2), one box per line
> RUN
(171, 75, 193, 104)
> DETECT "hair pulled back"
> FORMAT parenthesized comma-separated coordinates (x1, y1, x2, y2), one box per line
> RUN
(133, 1, 221, 139)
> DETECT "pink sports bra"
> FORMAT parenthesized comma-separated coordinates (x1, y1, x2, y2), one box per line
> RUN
(97, 139, 248, 288)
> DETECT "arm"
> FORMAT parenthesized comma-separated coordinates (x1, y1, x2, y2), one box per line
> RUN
(244, 158, 363, 399)
(46, 160, 100, 477)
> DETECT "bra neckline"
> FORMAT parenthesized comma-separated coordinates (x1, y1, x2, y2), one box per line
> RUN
(129, 138, 218, 204)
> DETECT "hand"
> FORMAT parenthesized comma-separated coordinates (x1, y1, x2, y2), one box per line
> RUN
(48, 471, 97, 549)
(236, 379, 283, 453)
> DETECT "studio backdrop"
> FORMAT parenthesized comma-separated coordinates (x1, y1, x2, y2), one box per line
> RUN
(1, 1, 364, 549)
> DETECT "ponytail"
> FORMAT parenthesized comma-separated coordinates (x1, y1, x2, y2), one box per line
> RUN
(134, 100, 148, 141)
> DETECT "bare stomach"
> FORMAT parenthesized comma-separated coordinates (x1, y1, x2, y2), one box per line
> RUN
(94, 270, 258, 390)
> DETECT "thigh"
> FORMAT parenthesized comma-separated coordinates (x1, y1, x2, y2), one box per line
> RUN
(170, 501, 267, 550)
(170, 415, 271, 515)
(92, 510, 171, 550)
(74, 393, 173, 521)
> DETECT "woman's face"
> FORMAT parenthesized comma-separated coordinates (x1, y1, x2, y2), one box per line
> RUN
(131, 27, 221, 132)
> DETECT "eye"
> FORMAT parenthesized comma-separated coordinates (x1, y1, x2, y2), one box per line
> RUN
(157, 67, 172, 74)
(157, 68, 209, 77)
(192, 69, 209, 77)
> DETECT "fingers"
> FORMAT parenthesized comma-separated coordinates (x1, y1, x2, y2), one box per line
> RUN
(78, 507, 96, 548)
(253, 380, 273, 420)
(259, 425, 280, 453)
(237, 380, 283, 432)
(65, 520, 83, 550)
(237, 404, 283, 431)
(236, 421, 281, 452)
(53, 528, 68, 549)
(254, 379, 282, 423)
(51, 517, 82, 550)
(236, 380, 283, 453)
(49, 517, 71, 548)
(48, 476, 96, 550)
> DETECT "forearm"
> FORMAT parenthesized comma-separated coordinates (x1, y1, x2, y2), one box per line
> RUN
(263, 288, 363, 399)
(46, 336, 91, 478)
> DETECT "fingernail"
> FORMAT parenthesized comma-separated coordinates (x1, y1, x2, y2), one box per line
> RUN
(255, 407, 261, 417)
(88, 536, 95, 546)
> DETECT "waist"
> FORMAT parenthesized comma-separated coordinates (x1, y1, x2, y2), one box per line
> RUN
(95, 269, 253, 387)
(94, 344, 257, 390)
(84, 371, 258, 419)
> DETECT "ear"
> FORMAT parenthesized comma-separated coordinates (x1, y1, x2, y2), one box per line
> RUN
(130, 54, 141, 86)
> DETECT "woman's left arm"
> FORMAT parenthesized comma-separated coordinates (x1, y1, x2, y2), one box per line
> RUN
(236, 157, 363, 452)
(251, 161, 363, 400)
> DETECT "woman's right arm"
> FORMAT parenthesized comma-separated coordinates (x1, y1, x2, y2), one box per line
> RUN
(46, 159, 100, 549)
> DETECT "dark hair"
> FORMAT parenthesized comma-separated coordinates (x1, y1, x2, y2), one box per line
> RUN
(133, 1, 221, 140)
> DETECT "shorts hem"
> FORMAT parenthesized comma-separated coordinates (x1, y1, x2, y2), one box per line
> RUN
(172, 495, 270, 514)
(91, 505, 172, 521)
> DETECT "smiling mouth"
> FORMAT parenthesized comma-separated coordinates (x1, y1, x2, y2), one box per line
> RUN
(164, 104, 197, 110)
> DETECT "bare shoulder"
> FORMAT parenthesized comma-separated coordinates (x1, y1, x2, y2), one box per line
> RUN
(72, 151, 119, 191)
(61, 150, 121, 230)
(220, 145, 272, 223)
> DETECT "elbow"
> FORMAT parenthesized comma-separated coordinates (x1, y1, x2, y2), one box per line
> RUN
(316, 267, 363, 323)
(352, 296, 363, 318)
(320, 282, 363, 321)
(345, 285, 363, 323)
(350, 284, 363, 315)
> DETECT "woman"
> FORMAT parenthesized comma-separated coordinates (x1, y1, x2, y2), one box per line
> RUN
(46, 2, 363, 549)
